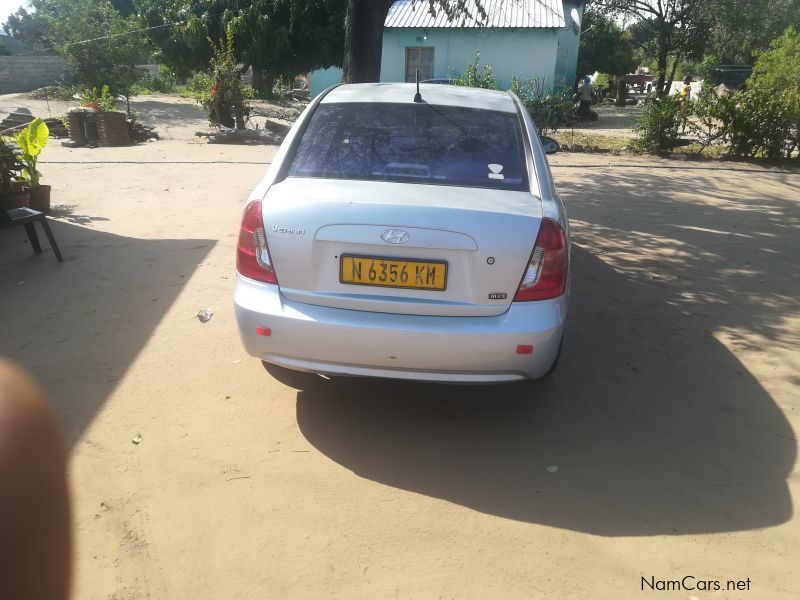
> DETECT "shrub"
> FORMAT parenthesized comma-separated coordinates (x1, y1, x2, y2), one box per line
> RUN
(633, 95, 684, 153)
(449, 51, 499, 89)
(511, 75, 573, 135)
(179, 35, 254, 129)
(132, 68, 178, 95)
(687, 87, 731, 151)
(745, 27, 800, 158)
(682, 29, 799, 159)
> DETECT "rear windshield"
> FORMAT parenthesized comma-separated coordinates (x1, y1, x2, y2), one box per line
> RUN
(287, 102, 529, 191)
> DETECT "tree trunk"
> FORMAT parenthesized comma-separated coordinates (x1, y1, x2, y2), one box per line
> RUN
(615, 77, 627, 107)
(665, 51, 682, 98)
(252, 67, 275, 99)
(655, 48, 668, 98)
(342, 0, 394, 83)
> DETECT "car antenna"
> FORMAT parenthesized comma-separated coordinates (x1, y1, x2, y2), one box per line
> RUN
(414, 69, 423, 103)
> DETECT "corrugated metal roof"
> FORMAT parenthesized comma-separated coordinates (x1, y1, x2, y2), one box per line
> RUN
(385, 0, 565, 29)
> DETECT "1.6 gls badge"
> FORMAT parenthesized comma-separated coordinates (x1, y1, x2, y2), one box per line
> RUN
(488, 292, 507, 300)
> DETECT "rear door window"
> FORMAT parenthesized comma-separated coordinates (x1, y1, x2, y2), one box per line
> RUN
(288, 102, 529, 191)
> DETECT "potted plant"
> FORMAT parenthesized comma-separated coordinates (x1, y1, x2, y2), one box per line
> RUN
(16, 117, 51, 212)
(0, 137, 28, 209)
(96, 85, 130, 147)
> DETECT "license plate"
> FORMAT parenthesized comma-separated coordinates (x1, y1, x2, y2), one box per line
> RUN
(340, 255, 447, 291)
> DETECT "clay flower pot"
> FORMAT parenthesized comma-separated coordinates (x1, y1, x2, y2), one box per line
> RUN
(27, 185, 52, 212)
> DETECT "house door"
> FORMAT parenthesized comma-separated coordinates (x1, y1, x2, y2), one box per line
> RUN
(405, 47, 434, 82)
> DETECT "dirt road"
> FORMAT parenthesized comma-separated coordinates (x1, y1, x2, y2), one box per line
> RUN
(1, 139, 798, 599)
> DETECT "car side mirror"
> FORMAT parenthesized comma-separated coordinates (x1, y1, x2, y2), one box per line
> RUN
(540, 136, 560, 155)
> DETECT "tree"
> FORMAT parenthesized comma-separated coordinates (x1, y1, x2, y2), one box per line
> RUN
(342, 0, 484, 83)
(4, 5, 53, 52)
(704, 0, 800, 65)
(594, 0, 708, 96)
(5, 0, 148, 97)
(227, 0, 345, 96)
(134, 0, 234, 78)
(135, 0, 344, 97)
(576, 9, 635, 82)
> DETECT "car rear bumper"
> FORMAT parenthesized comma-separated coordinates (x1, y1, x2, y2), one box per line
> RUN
(234, 276, 567, 383)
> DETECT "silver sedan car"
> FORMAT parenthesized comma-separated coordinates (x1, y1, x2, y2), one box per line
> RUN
(235, 83, 569, 383)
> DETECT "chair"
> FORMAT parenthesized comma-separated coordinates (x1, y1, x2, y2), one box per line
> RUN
(0, 207, 63, 263)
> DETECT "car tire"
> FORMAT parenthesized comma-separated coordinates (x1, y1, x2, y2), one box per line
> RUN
(261, 361, 324, 390)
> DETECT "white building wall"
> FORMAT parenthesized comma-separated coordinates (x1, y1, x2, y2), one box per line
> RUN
(380, 28, 560, 88)
(309, 27, 560, 96)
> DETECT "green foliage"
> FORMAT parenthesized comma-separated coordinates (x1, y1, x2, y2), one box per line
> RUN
(577, 9, 635, 82)
(0, 38, 11, 56)
(198, 32, 254, 129)
(633, 96, 684, 153)
(686, 87, 728, 150)
(703, 0, 800, 64)
(512, 75, 573, 135)
(0, 137, 24, 193)
(15, 118, 50, 187)
(180, 72, 216, 102)
(594, 73, 611, 91)
(77, 85, 117, 111)
(6, 0, 148, 99)
(135, 0, 345, 90)
(597, 0, 709, 96)
(694, 55, 721, 83)
(131, 67, 179, 94)
(449, 51, 499, 89)
(683, 28, 800, 159)
(748, 26, 800, 156)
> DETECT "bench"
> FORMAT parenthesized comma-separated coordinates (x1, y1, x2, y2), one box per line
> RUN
(0, 207, 63, 263)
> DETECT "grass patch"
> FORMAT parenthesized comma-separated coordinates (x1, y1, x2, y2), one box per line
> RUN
(553, 131, 633, 153)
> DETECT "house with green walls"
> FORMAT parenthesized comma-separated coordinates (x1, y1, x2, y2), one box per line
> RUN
(310, 0, 585, 96)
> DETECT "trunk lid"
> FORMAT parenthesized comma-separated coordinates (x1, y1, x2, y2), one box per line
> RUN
(262, 178, 542, 317)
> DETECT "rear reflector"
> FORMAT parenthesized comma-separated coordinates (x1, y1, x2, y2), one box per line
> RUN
(237, 200, 278, 284)
(256, 327, 271, 337)
(513, 218, 567, 301)
(516, 345, 534, 354)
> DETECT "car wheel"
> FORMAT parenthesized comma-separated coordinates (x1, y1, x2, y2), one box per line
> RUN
(261, 361, 325, 390)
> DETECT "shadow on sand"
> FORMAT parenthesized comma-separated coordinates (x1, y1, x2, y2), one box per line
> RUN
(0, 219, 214, 448)
(291, 166, 797, 536)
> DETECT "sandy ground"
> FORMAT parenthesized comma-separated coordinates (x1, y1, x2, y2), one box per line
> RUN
(1, 131, 799, 599)
(0, 92, 299, 140)
(570, 103, 641, 139)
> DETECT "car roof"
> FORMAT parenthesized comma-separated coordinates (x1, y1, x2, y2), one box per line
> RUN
(321, 83, 518, 114)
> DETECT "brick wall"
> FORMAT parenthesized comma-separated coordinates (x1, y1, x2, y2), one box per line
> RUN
(0, 56, 74, 95)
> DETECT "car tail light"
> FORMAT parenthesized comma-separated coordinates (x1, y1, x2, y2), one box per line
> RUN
(237, 200, 277, 284)
(513, 218, 567, 301)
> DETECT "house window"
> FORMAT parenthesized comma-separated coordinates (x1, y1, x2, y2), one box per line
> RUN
(405, 47, 434, 82)
(554, 48, 569, 90)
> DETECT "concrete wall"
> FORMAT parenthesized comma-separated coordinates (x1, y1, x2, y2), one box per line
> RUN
(380, 28, 559, 89)
(557, 1, 585, 91)
(0, 56, 73, 94)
